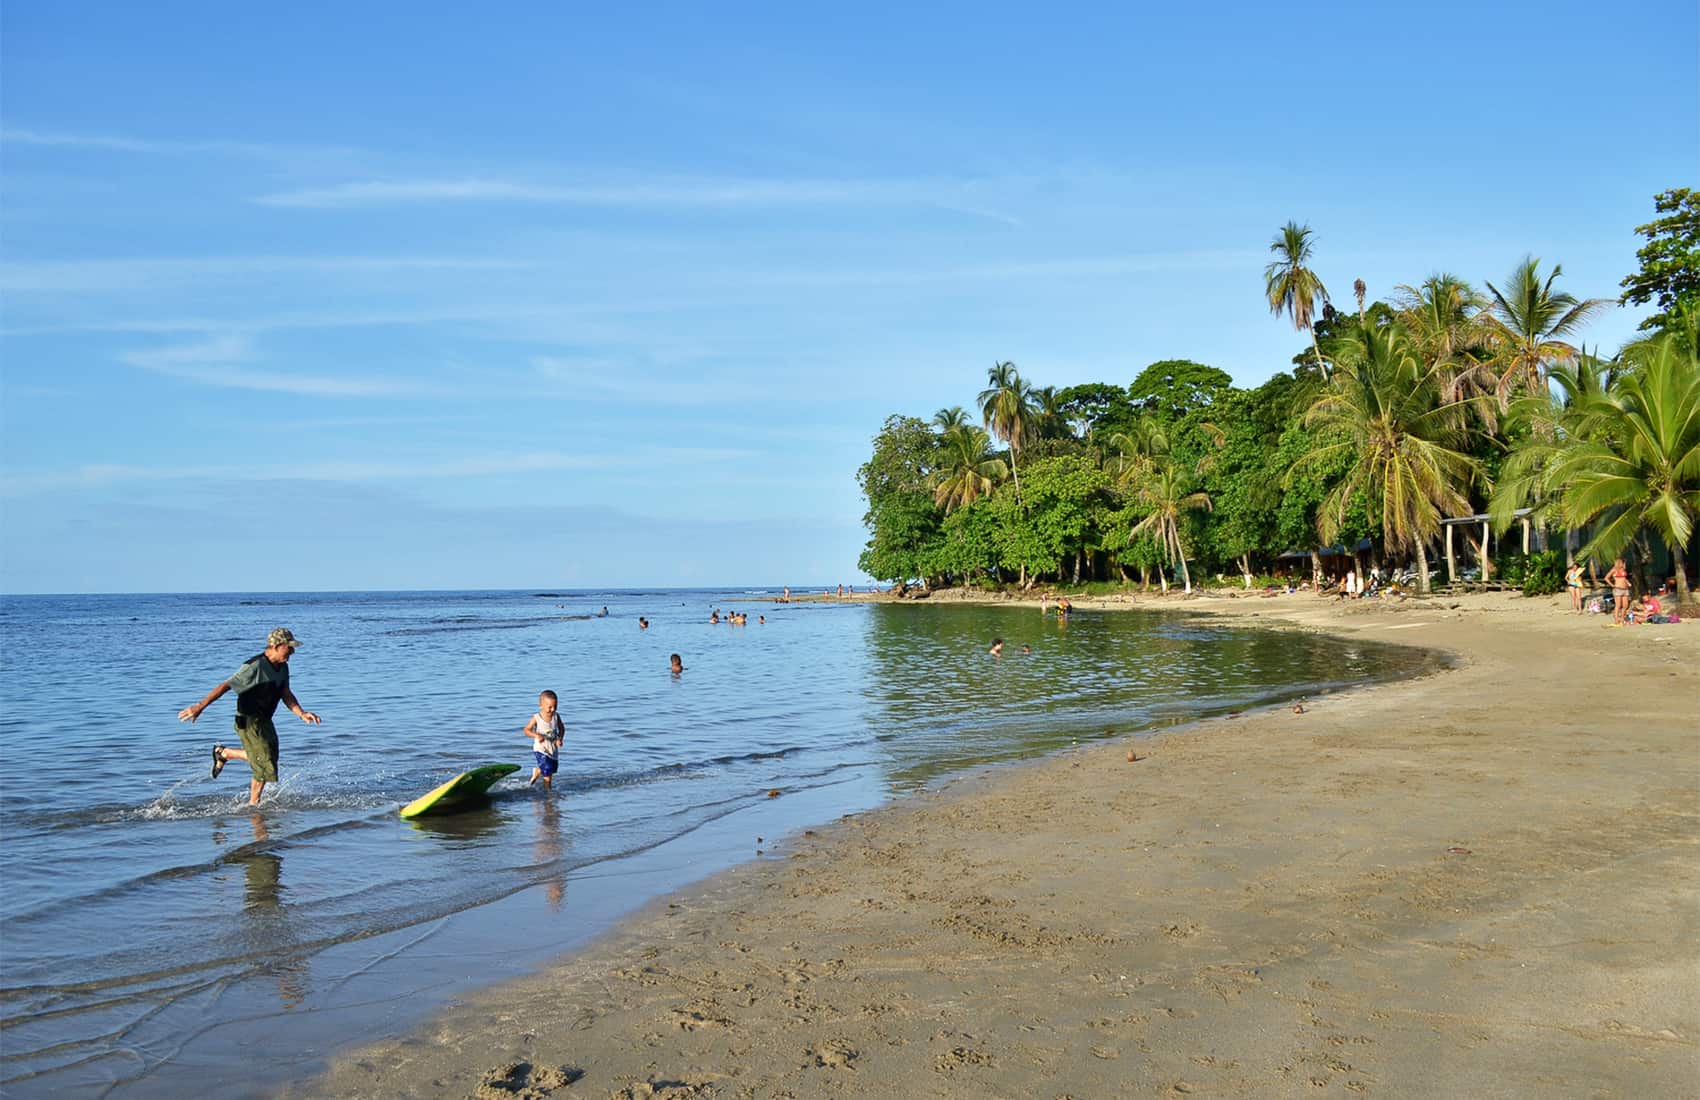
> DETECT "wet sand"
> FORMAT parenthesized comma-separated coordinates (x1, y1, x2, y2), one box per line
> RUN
(291, 592, 1699, 1099)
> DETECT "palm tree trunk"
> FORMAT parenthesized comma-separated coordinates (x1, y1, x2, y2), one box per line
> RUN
(1673, 542, 1692, 608)
(1311, 330, 1328, 381)
(1178, 553, 1192, 593)
(1241, 552, 1253, 588)
(1309, 549, 1323, 587)
(1415, 539, 1431, 595)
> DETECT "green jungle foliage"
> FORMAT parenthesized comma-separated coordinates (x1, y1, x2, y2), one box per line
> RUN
(1621, 188, 1699, 336)
(1510, 551, 1566, 596)
(858, 194, 1700, 600)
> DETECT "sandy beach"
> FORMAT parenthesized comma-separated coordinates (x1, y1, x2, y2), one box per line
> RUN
(292, 592, 1699, 1099)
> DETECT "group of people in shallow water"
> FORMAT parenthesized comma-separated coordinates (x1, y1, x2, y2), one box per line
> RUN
(181, 599, 796, 805)
(708, 608, 763, 625)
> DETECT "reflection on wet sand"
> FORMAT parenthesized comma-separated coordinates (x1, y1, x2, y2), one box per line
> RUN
(534, 798, 568, 911)
(231, 812, 307, 1008)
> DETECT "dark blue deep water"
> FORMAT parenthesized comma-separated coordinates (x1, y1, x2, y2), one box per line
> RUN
(0, 589, 1440, 1097)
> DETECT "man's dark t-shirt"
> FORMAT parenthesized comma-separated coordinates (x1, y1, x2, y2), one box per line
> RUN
(226, 653, 289, 719)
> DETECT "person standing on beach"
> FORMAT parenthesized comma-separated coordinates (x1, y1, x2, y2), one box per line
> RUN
(179, 628, 320, 805)
(1566, 562, 1585, 614)
(1606, 558, 1632, 625)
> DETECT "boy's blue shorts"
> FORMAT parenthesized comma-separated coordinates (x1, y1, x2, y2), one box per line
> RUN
(534, 751, 558, 776)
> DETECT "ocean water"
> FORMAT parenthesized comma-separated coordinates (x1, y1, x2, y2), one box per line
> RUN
(0, 589, 1441, 1097)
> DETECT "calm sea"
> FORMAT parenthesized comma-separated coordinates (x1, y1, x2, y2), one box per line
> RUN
(0, 589, 1440, 1097)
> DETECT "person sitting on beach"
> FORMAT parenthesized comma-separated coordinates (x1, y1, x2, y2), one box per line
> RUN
(1632, 591, 1664, 624)
(523, 690, 564, 791)
(1644, 589, 1676, 623)
(989, 638, 1004, 657)
(669, 653, 685, 675)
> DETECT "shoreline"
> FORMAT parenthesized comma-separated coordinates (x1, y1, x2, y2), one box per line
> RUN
(292, 593, 1699, 1099)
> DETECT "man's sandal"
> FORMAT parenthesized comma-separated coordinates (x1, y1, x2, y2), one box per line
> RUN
(212, 744, 226, 779)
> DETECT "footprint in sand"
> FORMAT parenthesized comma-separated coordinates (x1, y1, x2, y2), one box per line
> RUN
(809, 1039, 859, 1069)
(473, 1061, 582, 1100)
(611, 1080, 713, 1099)
(933, 1046, 997, 1072)
(670, 1001, 732, 1031)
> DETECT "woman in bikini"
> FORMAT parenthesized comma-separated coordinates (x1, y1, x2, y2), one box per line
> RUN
(1605, 558, 1632, 626)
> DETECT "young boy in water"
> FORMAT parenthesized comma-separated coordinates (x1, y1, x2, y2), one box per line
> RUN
(524, 690, 565, 791)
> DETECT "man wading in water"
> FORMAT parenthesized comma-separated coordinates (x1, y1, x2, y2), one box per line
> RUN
(179, 627, 321, 805)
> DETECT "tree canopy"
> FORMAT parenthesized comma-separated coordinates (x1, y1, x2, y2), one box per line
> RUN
(855, 204, 1698, 603)
(1621, 188, 1700, 336)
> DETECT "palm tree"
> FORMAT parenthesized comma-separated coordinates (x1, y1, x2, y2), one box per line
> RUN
(1104, 420, 1212, 593)
(1032, 385, 1069, 441)
(1482, 256, 1612, 406)
(1394, 273, 1498, 421)
(1489, 346, 1619, 545)
(1265, 221, 1332, 377)
(932, 406, 970, 433)
(1550, 333, 1700, 606)
(929, 425, 1009, 513)
(977, 361, 1036, 501)
(1354, 278, 1367, 319)
(1295, 321, 1482, 593)
(1128, 457, 1213, 593)
(1103, 417, 1168, 489)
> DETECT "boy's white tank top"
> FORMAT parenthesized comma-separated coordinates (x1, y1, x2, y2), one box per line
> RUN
(534, 712, 562, 757)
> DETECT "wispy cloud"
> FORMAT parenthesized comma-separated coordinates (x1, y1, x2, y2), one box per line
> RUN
(1, 447, 753, 496)
(0, 126, 364, 164)
(0, 254, 529, 294)
(119, 335, 431, 397)
(2, 302, 582, 338)
(253, 174, 1021, 222)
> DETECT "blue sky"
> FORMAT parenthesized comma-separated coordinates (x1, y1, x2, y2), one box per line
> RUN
(2, 2, 1694, 593)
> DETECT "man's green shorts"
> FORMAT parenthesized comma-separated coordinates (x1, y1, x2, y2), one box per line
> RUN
(233, 714, 280, 783)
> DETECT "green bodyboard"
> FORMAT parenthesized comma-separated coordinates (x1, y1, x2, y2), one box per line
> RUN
(399, 763, 521, 818)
